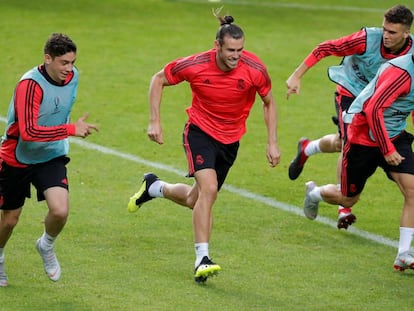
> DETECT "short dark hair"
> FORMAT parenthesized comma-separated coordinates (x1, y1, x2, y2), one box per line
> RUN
(384, 5, 413, 27)
(43, 33, 77, 58)
(214, 15, 244, 46)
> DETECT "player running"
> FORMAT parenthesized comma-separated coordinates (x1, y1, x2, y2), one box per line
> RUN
(286, 4, 414, 229)
(127, 9, 280, 283)
(303, 50, 414, 271)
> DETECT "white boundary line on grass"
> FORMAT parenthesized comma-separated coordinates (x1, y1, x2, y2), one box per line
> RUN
(174, 0, 385, 13)
(67, 135, 398, 250)
(0, 112, 397, 248)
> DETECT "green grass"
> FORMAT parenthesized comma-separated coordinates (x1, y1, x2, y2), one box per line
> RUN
(0, 0, 413, 310)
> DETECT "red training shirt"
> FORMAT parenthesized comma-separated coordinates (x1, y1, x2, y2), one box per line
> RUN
(163, 48, 272, 144)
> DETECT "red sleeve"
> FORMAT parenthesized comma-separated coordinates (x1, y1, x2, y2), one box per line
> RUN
(363, 66, 411, 156)
(304, 29, 367, 67)
(164, 54, 202, 85)
(164, 51, 214, 86)
(15, 79, 74, 142)
(164, 58, 186, 85)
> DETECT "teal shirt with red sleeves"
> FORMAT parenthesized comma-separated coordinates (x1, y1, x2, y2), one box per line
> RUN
(164, 49, 271, 144)
(0, 65, 78, 167)
(347, 54, 414, 157)
(304, 27, 414, 97)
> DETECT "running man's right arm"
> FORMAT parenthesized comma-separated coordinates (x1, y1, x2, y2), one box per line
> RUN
(286, 62, 311, 99)
(286, 29, 367, 99)
(147, 69, 171, 144)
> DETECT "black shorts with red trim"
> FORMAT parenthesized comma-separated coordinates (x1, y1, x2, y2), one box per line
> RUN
(334, 92, 355, 139)
(182, 123, 239, 191)
(0, 156, 70, 210)
(341, 131, 414, 197)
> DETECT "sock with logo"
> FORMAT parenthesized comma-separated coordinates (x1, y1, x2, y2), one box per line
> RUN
(304, 139, 321, 156)
(194, 243, 209, 268)
(40, 231, 56, 250)
(148, 180, 165, 198)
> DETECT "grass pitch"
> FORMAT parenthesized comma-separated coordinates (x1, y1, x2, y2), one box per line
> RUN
(0, 0, 413, 310)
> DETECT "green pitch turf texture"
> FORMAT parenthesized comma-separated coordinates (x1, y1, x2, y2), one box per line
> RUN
(0, 0, 413, 310)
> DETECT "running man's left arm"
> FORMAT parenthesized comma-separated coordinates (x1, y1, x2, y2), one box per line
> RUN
(262, 91, 281, 167)
(364, 65, 411, 161)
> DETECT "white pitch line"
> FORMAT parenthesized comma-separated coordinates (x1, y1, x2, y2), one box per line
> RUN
(0, 115, 398, 248)
(175, 0, 385, 13)
(71, 137, 398, 249)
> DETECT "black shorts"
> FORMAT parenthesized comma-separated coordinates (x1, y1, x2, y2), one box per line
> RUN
(0, 156, 70, 210)
(183, 123, 239, 191)
(341, 131, 414, 197)
(334, 92, 355, 139)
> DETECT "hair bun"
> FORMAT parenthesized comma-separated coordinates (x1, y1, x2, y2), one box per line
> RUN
(222, 15, 234, 25)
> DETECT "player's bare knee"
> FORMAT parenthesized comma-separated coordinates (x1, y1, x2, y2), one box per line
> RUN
(0, 213, 20, 229)
(186, 195, 197, 209)
(199, 184, 218, 204)
(334, 139, 342, 152)
(50, 207, 69, 221)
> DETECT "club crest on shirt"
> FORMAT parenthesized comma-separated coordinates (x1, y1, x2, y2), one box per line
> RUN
(53, 97, 60, 114)
(237, 79, 245, 90)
